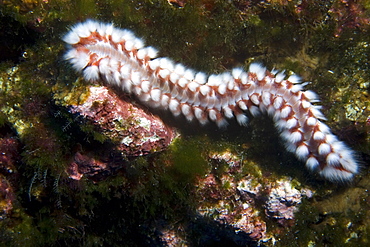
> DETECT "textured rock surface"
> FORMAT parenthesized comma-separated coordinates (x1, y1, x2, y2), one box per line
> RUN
(0, 1, 369, 246)
(196, 151, 313, 241)
(69, 86, 176, 157)
(67, 151, 124, 182)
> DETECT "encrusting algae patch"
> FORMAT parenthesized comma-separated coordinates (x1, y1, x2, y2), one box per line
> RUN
(0, 0, 369, 246)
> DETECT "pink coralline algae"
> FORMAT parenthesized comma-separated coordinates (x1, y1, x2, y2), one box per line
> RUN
(197, 151, 313, 241)
(69, 86, 176, 157)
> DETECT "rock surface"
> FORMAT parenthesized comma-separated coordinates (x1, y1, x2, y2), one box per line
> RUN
(69, 86, 176, 157)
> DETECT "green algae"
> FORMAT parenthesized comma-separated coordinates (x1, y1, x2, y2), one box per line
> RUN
(168, 136, 209, 180)
(0, 0, 369, 246)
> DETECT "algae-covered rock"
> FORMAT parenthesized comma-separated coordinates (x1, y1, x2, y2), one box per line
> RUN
(0, 0, 369, 246)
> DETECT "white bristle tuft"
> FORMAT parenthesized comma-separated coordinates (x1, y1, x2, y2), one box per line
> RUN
(240, 72, 248, 85)
(306, 156, 319, 171)
(161, 94, 170, 108)
(148, 59, 160, 71)
(275, 120, 287, 130)
(236, 114, 248, 126)
(313, 131, 325, 141)
(85, 19, 98, 32)
(325, 134, 338, 144)
(301, 100, 311, 109)
(227, 80, 235, 90)
(273, 96, 283, 109)
(141, 80, 151, 93)
(63, 31, 81, 45)
(194, 72, 207, 84)
(150, 88, 161, 102)
(339, 155, 358, 174)
(98, 58, 111, 75)
(296, 144, 309, 159)
(200, 85, 211, 96)
(238, 101, 248, 111)
(146, 47, 158, 59)
(311, 107, 326, 120)
(232, 68, 243, 79)
(330, 142, 345, 153)
(158, 69, 170, 80)
(113, 71, 121, 85)
(286, 131, 302, 143)
(169, 99, 180, 116)
(271, 68, 278, 75)
(174, 64, 186, 76)
(130, 71, 142, 85)
(69, 52, 89, 71)
(208, 74, 221, 86)
(280, 105, 292, 119)
(250, 94, 260, 105)
(208, 109, 217, 122)
(291, 84, 304, 93)
(120, 64, 131, 78)
(181, 104, 192, 117)
(187, 81, 199, 93)
(184, 69, 195, 81)
(136, 48, 148, 60)
(319, 166, 354, 181)
(303, 90, 319, 102)
(169, 72, 180, 84)
(216, 118, 228, 128)
(318, 123, 331, 133)
(287, 74, 301, 84)
(133, 38, 144, 50)
(326, 153, 341, 166)
(249, 106, 260, 117)
(275, 71, 285, 83)
(286, 118, 298, 129)
(318, 143, 331, 155)
(83, 66, 100, 81)
(125, 40, 135, 51)
(218, 84, 227, 95)
(111, 29, 125, 43)
(105, 23, 114, 36)
(262, 92, 271, 106)
(121, 30, 135, 41)
(159, 58, 170, 70)
(178, 78, 188, 88)
(75, 23, 93, 38)
(249, 63, 266, 81)
(306, 117, 317, 126)
(194, 107, 203, 120)
(223, 106, 233, 118)
(64, 49, 78, 61)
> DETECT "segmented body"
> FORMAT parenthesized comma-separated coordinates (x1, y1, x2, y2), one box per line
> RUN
(64, 20, 358, 181)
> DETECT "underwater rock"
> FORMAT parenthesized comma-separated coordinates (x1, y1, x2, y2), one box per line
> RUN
(197, 151, 313, 242)
(68, 86, 176, 157)
(265, 180, 313, 220)
(67, 151, 123, 182)
(159, 228, 188, 246)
